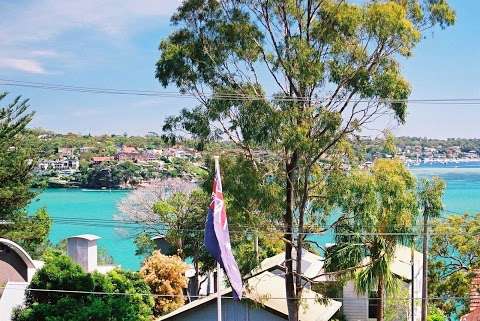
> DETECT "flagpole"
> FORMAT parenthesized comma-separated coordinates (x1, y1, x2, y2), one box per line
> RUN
(217, 262, 222, 321)
(214, 155, 222, 321)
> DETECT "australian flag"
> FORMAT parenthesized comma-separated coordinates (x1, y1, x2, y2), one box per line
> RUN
(204, 158, 243, 299)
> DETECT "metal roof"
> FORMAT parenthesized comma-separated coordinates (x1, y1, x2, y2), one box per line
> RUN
(245, 272, 342, 321)
(68, 234, 101, 241)
(390, 245, 423, 281)
(0, 238, 36, 268)
(252, 249, 327, 280)
(157, 271, 342, 321)
(253, 245, 422, 282)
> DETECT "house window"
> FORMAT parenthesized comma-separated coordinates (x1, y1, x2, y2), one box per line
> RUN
(368, 291, 379, 319)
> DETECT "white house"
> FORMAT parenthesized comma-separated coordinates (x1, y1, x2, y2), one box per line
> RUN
(79, 146, 95, 153)
(466, 150, 478, 159)
(58, 147, 75, 157)
(37, 158, 80, 172)
(251, 245, 423, 321)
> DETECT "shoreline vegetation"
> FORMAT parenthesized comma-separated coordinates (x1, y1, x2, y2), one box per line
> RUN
(36, 158, 480, 190)
(31, 130, 480, 189)
(31, 129, 209, 189)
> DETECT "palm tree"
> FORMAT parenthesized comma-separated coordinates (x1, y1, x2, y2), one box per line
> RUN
(418, 178, 445, 321)
(326, 159, 418, 321)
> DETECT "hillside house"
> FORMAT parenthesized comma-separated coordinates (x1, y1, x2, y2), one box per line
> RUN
(461, 309, 480, 321)
(79, 146, 95, 153)
(115, 146, 145, 162)
(142, 150, 161, 162)
(37, 157, 80, 172)
(251, 246, 423, 321)
(447, 146, 462, 158)
(466, 150, 479, 159)
(58, 147, 75, 157)
(91, 156, 114, 165)
(163, 147, 200, 160)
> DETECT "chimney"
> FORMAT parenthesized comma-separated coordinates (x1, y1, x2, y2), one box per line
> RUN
(470, 269, 480, 312)
(151, 235, 174, 255)
(67, 234, 100, 272)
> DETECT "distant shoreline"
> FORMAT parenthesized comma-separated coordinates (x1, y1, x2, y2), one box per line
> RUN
(406, 160, 480, 169)
(39, 161, 480, 190)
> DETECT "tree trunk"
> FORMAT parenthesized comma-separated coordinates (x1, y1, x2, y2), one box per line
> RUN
(193, 261, 200, 297)
(285, 152, 299, 321)
(254, 233, 259, 264)
(177, 237, 184, 258)
(296, 197, 306, 314)
(295, 234, 304, 315)
(411, 242, 415, 321)
(421, 213, 429, 321)
(377, 273, 385, 321)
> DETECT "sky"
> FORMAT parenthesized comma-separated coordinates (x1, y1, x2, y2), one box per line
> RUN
(0, 0, 478, 138)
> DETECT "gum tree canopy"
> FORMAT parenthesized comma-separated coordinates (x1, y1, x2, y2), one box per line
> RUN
(155, 1, 454, 320)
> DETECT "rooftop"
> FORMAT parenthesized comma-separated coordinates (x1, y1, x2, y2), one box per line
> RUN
(68, 234, 101, 241)
(253, 245, 422, 283)
(157, 271, 342, 321)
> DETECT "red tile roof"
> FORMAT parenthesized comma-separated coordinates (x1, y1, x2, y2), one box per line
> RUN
(471, 270, 480, 311)
(91, 156, 113, 162)
(461, 308, 480, 321)
(121, 146, 138, 153)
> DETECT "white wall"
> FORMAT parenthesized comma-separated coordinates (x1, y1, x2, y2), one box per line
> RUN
(67, 238, 98, 272)
(411, 250, 423, 321)
(0, 282, 28, 321)
(343, 281, 369, 321)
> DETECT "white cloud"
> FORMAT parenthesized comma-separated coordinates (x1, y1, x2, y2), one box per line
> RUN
(0, 58, 47, 74)
(0, 0, 181, 74)
(0, 0, 181, 45)
(30, 50, 60, 58)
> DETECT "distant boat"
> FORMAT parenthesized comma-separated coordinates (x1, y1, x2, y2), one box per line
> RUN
(81, 188, 123, 192)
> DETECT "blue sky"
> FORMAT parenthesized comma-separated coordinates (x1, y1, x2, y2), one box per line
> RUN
(0, 0, 478, 138)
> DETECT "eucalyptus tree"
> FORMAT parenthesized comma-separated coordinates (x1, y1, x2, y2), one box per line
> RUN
(418, 177, 445, 321)
(325, 159, 419, 321)
(429, 213, 480, 319)
(155, 1, 455, 319)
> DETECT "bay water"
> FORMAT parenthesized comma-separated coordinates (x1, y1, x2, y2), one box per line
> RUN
(27, 189, 142, 270)
(27, 163, 480, 270)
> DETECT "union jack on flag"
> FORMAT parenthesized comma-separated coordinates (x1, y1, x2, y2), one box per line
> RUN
(204, 158, 243, 299)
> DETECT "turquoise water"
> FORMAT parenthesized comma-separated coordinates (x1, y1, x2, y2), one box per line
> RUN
(27, 165, 480, 271)
(28, 189, 143, 270)
(311, 164, 480, 251)
(410, 165, 480, 214)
